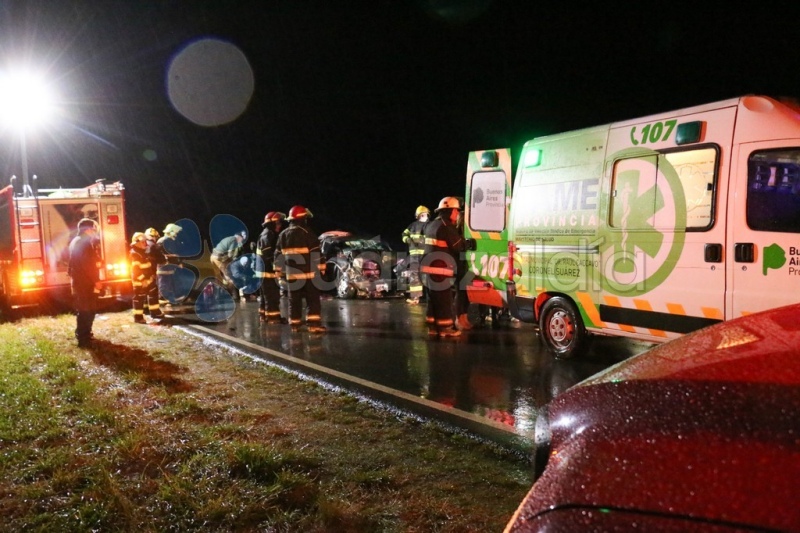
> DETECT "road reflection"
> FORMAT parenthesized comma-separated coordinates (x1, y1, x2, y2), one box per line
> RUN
(193, 298, 654, 437)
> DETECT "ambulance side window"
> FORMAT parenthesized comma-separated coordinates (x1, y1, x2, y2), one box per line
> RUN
(663, 147, 717, 230)
(746, 149, 800, 233)
(468, 170, 506, 232)
(610, 147, 717, 231)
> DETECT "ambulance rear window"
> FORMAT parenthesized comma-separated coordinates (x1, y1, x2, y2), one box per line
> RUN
(747, 149, 800, 233)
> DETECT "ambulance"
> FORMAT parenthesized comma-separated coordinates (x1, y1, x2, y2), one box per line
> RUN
(464, 95, 800, 358)
(0, 178, 131, 317)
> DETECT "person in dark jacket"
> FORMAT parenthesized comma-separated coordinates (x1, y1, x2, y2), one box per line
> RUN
(275, 205, 326, 333)
(420, 197, 466, 338)
(68, 218, 102, 347)
(256, 211, 286, 323)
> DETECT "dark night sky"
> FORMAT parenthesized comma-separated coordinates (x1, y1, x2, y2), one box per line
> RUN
(2, 1, 799, 248)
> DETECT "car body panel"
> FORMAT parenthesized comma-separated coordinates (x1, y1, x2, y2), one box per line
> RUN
(506, 303, 800, 532)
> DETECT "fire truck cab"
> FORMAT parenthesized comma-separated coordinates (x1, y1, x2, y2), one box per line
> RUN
(0, 178, 131, 317)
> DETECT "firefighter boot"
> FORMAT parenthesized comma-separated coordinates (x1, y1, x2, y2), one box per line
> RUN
(457, 314, 473, 331)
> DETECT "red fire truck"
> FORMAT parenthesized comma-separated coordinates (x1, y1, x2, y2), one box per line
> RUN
(0, 177, 131, 317)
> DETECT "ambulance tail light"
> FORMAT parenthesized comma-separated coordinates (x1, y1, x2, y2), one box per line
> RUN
(508, 241, 517, 280)
(106, 214, 120, 224)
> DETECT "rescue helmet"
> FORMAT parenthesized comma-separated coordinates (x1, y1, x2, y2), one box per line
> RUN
(263, 211, 287, 226)
(77, 218, 99, 232)
(287, 205, 313, 220)
(415, 205, 430, 218)
(163, 223, 183, 236)
(434, 196, 461, 212)
(131, 231, 146, 245)
(144, 227, 160, 240)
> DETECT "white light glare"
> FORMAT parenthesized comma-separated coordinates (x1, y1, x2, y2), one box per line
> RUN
(0, 70, 57, 131)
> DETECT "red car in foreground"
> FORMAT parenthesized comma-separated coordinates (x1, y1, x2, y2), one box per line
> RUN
(505, 303, 800, 532)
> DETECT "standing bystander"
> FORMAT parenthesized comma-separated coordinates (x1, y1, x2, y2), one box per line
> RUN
(68, 218, 102, 347)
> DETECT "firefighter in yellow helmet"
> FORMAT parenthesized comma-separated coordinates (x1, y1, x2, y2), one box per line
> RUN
(401, 205, 430, 304)
(130, 232, 161, 323)
(420, 197, 466, 337)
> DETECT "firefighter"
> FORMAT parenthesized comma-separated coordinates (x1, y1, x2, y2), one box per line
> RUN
(401, 205, 429, 304)
(211, 230, 247, 293)
(156, 223, 183, 306)
(130, 232, 161, 323)
(256, 211, 286, 323)
(144, 228, 167, 318)
(420, 197, 466, 337)
(68, 218, 102, 347)
(275, 205, 326, 333)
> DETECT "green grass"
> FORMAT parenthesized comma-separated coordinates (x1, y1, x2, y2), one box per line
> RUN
(0, 312, 531, 532)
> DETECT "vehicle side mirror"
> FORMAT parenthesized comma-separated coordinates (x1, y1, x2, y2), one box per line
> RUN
(465, 238, 477, 251)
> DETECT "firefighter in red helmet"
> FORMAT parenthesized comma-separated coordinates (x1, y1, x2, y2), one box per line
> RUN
(256, 211, 286, 323)
(275, 205, 327, 333)
(420, 197, 466, 337)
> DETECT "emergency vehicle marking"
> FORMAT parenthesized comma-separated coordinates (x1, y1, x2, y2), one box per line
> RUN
(598, 148, 687, 296)
(469, 252, 509, 280)
(629, 119, 677, 146)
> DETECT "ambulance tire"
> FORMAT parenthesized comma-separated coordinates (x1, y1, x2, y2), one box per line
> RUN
(538, 296, 589, 359)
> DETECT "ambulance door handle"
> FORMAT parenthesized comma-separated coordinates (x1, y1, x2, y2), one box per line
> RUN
(734, 243, 755, 263)
(704, 243, 722, 263)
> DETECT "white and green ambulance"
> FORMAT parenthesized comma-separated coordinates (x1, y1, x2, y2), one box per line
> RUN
(465, 95, 800, 358)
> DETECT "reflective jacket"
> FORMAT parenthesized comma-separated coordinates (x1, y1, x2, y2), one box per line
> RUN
(130, 245, 155, 289)
(256, 226, 279, 279)
(402, 219, 427, 264)
(420, 216, 464, 281)
(275, 221, 326, 282)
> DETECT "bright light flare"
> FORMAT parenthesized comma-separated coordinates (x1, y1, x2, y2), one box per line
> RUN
(0, 70, 57, 132)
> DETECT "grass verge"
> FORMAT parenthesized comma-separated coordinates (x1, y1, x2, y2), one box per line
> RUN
(0, 311, 531, 532)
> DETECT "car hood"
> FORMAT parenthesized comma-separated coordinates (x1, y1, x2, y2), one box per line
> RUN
(579, 302, 800, 388)
(508, 303, 800, 532)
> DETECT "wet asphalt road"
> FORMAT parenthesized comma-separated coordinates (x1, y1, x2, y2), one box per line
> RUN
(182, 297, 655, 449)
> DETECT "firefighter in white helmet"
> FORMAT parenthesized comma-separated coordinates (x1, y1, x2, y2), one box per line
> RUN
(420, 197, 466, 337)
(401, 205, 430, 304)
(275, 205, 326, 333)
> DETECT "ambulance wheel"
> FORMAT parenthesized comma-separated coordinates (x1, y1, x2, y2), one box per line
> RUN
(539, 296, 588, 359)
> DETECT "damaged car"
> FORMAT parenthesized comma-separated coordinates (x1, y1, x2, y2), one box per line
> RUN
(319, 231, 397, 299)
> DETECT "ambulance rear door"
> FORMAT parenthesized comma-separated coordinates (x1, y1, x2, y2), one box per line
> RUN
(464, 149, 512, 308)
